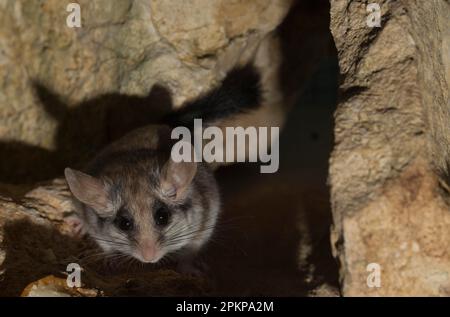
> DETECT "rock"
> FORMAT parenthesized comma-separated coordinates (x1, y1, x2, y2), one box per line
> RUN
(0, 0, 292, 183)
(21, 275, 100, 297)
(329, 0, 450, 296)
(308, 283, 340, 297)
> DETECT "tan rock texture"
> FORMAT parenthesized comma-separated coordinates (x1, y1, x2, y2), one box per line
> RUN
(329, 0, 450, 296)
(0, 0, 292, 183)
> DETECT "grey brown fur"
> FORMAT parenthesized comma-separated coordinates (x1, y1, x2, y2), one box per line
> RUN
(65, 125, 220, 265)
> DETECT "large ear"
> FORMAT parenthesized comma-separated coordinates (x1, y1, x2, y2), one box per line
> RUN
(160, 158, 197, 201)
(64, 168, 114, 215)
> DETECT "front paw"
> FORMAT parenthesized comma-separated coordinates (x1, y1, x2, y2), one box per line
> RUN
(64, 214, 86, 237)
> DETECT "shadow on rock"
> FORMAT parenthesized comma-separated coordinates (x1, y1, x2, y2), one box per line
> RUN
(0, 84, 173, 184)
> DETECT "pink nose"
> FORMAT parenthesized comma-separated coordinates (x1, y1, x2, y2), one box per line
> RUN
(140, 240, 157, 263)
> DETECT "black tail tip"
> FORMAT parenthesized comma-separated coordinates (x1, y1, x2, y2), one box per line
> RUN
(163, 63, 263, 127)
(221, 63, 262, 110)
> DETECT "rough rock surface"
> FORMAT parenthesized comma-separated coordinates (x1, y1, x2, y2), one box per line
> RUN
(0, 0, 292, 183)
(329, 0, 450, 296)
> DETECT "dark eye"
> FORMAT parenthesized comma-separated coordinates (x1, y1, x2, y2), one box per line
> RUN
(114, 214, 134, 232)
(154, 206, 171, 227)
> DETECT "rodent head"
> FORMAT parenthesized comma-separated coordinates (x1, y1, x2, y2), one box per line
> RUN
(64, 151, 208, 264)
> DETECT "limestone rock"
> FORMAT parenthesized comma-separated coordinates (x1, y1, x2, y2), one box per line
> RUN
(329, 0, 450, 296)
(0, 0, 292, 183)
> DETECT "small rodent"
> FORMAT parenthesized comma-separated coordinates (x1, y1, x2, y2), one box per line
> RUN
(64, 64, 262, 268)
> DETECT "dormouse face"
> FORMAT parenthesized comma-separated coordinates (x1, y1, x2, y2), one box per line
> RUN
(64, 151, 198, 264)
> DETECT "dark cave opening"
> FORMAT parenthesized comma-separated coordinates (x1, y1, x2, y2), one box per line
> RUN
(207, 0, 340, 295)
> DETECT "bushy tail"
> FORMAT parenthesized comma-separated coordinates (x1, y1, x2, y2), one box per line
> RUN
(163, 64, 262, 128)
